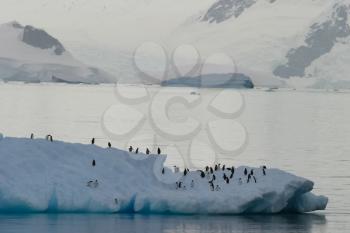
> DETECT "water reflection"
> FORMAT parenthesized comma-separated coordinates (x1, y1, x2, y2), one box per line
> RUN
(0, 213, 327, 233)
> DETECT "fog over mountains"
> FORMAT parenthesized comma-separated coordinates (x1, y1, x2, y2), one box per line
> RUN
(1, 0, 350, 87)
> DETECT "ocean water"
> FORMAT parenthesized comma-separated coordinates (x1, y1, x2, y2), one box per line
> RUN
(0, 83, 349, 232)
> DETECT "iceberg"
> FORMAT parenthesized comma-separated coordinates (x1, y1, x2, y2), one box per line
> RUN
(0, 136, 328, 214)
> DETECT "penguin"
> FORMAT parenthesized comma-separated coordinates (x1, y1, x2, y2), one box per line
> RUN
(263, 169, 266, 176)
(222, 165, 225, 171)
(247, 174, 251, 183)
(250, 169, 254, 175)
(215, 164, 218, 171)
(108, 142, 112, 148)
(225, 177, 230, 184)
(212, 174, 216, 180)
(199, 170, 205, 178)
(162, 168, 165, 174)
(232, 166, 235, 174)
(244, 168, 248, 175)
(210, 167, 214, 174)
(184, 169, 188, 176)
(229, 172, 234, 179)
(135, 148, 139, 154)
(30, 133, 34, 139)
(209, 181, 214, 191)
(205, 166, 209, 172)
(157, 147, 161, 155)
(253, 176, 257, 183)
(128, 146, 133, 152)
(146, 148, 150, 154)
(91, 138, 95, 144)
(223, 173, 227, 180)
(262, 165, 267, 169)
(92, 159, 96, 167)
(191, 180, 194, 188)
(179, 182, 182, 189)
(49, 135, 53, 142)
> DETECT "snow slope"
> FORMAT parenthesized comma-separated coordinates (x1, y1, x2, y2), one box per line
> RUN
(0, 136, 328, 214)
(0, 21, 115, 83)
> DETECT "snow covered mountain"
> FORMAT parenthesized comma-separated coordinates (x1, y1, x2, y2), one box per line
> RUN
(0, 21, 115, 83)
(172, 0, 350, 88)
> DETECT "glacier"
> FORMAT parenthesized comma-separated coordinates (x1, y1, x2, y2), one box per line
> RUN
(0, 136, 328, 214)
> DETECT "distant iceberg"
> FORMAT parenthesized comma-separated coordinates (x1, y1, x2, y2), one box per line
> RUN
(0, 136, 327, 214)
(161, 73, 254, 89)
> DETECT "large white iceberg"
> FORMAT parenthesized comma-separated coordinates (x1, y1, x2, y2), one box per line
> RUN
(0, 136, 328, 214)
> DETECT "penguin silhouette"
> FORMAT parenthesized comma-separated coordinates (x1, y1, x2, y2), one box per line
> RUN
(225, 177, 230, 184)
(146, 148, 150, 154)
(162, 168, 165, 174)
(247, 174, 251, 183)
(230, 172, 234, 179)
(205, 166, 209, 172)
(135, 148, 139, 154)
(250, 169, 254, 175)
(157, 147, 161, 155)
(184, 169, 188, 176)
(92, 159, 96, 167)
(232, 166, 235, 174)
(200, 170, 205, 178)
(49, 135, 53, 142)
(129, 146, 133, 152)
(108, 142, 112, 148)
(30, 133, 34, 139)
(244, 168, 248, 175)
(179, 182, 182, 188)
(263, 169, 266, 176)
(210, 167, 214, 174)
(91, 138, 95, 144)
(222, 165, 225, 171)
(215, 165, 218, 171)
(223, 174, 227, 180)
(213, 174, 216, 180)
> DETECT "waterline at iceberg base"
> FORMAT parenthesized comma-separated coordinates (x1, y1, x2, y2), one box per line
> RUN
(0, 137, 328, 214)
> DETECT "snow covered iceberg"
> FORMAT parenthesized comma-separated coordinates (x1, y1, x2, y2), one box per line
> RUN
(0, 136, 328, 214)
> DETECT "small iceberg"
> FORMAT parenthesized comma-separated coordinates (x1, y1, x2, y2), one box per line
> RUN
(0, 136, 328, 214)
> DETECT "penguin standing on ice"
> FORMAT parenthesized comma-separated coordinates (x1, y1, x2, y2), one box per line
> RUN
(146, 148, 150, 154)
(50, 135, 53, 142)
(129, 146, 133, 152)
(162, 168, 165, 174)
(157, 147, 161, 155)
(184, 169, 188, 176)
(232, 166, 235, 174)
(209, 181, 214, 191)
(247, 174, 251, 183)
(210, 167, 214, 174)
(92, 159, 96, 167)
(205, 166, 209, 172)
(250, 169, 254, 176)
(225, 177, 230, 184)
(263, 168, 266, 176)
(199, 170, 205, 178)
(244, 168, 248, 176)
(30, 133, 34, 139)
(230, 171, 234, 179)
(212, 174, 216, 181)
(215, 164, 218, 171)
(135, 148, 139, 154)
(108, 142, 112, 148)
(222, 165, 225, 171)
(91, 138, 95, 144)
(223, 173, 227, 180)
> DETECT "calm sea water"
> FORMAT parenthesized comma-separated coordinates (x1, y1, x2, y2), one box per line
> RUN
(0, 83, 349, 232)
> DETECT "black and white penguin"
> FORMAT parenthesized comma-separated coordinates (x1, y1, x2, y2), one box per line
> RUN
(146, 148, 150, 154)
(210, 167, 214, 174)
(129, 146, 133, 152)
(223, 173, 227, 180)
(205, 166, 209, 172)
(30, 133, 34, 139)
(250, 169, 254, 175)
(108, 142, 112, 148)
(91, 138, 95, 144)
(215, 164, 218, 171)
(232, 166, 235, 174)
(135, 148, 139, 154)
(225, 177, 230, 184)
(92, 159, 96, 167)
(49, 135, 53, 142)
(199, 170, 205, 178)
(162, 168, 165, 174)
(244, 168, 248, 176)
(157, 147, 161, 155)
(247, 174, 251, 183)
(263, 169, 266, 176)
(212, 174, 216, 180)
(184, 169, 188, 176)
(229, 172, 234, 179)
(222, 165, 225, 171)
